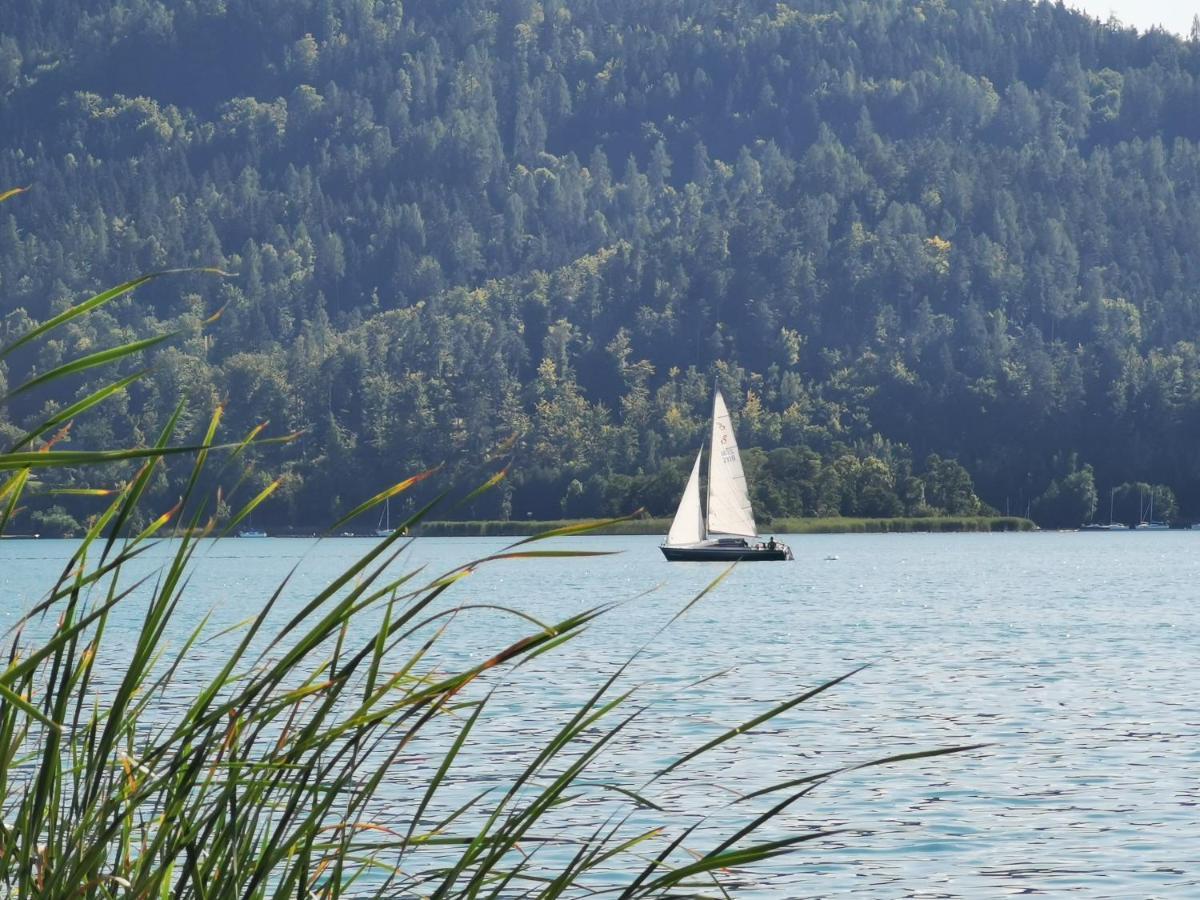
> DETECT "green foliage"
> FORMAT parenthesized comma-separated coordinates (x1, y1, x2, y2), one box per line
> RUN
(924, 455, 987, 517)
(415, 514, 1033, 536)
(4, 1, 1200, 524)
(0, 234, 984, 896)
(1032, 463, 1098, 529)
(27, 503, 81, 536)
(1112, 481, 1178, 524)
(701, 515, 1032, 535)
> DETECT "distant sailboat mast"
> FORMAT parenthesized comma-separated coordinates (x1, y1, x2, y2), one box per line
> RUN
(705, 385, 714, 539)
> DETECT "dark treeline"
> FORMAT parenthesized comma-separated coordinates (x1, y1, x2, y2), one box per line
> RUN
(3, 0, 1200, 533)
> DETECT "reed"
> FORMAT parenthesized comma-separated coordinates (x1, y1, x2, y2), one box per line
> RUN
(0, 190, 981, 896)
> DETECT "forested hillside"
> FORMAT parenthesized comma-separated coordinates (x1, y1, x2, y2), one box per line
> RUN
(3, 0, 1200, 532)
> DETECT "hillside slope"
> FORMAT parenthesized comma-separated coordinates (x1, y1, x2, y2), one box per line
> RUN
(2, 0, 1200, 529)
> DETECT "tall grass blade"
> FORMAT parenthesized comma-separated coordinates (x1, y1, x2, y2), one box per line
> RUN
(630, 831, 845, 895)
(99, 400, 185, 564)
(2, 333, 176, 403)
(0, 433, 300, 472)
(0, 468, 30, 534)
(0, 268, 228, 361)
(327, 467, 441, 533)
(5, 371, 146, 453)
(657, 664, 871, 779)
(0, 681, 58, 731)
(504, 510, 645, 548)
(455, 464, 509, 507)
(738, 743, 992, 804)
(219, 477, 282, 537)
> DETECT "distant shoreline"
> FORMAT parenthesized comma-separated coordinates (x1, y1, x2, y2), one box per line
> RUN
(4, 517, 1040, 540)
(412, 516, 1036, 537)
(7, 517, 1139, 538)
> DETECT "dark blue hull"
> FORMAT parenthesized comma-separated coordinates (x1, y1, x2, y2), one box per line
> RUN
(661, 544, 792, 561)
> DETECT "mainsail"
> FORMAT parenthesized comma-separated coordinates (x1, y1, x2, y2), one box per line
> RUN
(706, 389, 757, 538)
(666, 449, 705, 546)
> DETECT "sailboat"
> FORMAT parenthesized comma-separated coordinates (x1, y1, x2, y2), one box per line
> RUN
(376, 497, 392, 537)
(1082, 488, 1128, 531)
(237, 513, 267, 538)
(661, 388, 792, 561)
(1134, 490, 1169, 530)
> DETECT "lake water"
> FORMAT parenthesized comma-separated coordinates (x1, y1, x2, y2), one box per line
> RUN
(1, 532, 1197, 896)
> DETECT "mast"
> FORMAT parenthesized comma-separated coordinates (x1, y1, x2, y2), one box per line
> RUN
(705, 377, 716, 539)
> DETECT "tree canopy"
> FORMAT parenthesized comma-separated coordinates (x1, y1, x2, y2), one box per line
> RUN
(3, 0, 1200, 531)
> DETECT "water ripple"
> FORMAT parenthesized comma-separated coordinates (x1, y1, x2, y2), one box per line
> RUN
(2, 532, 1198, 895)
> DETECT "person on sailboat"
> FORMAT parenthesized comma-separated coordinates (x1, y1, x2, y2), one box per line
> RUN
(767, 536, 777, 551)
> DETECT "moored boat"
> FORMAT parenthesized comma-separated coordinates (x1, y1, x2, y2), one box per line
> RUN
(1082, 488, 1128, 531)
(376, 497, 392, 536)
(237, 511, 267, 537)
(1134, 490, 1169, 529)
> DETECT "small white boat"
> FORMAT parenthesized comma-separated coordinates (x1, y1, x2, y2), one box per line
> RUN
(237, 509, 267, 537)
(376, 497, 392, 537)
(1082, 488, 1128, 530)
(1134, 491, 1169, 530)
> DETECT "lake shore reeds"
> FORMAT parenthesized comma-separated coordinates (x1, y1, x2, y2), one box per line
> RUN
(414, 515, 1034, 537)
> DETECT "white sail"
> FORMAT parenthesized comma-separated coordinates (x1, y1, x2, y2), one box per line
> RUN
(666, 450, 705, 546)
(706, 389, 757, 538)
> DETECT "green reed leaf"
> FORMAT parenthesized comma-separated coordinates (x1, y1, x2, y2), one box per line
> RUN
(503, 509, 645, 548)
(1, 332, 176, 404)
(0, 433, 299, 472)
(631, 831, 846, 895)
(0, 267, 228, 361)
(0, 680, 60, 732)
(657, 664, 871, 780)
(220, 477, 282, 538)
(327, 467, 441, 533)
(5, 371, 146, 453)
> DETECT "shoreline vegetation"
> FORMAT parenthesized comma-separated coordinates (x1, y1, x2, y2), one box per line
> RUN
(413, 515, 1036, 537)
(0, 516, 1041, 539)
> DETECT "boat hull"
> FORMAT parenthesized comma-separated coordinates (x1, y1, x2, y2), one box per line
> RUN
(661, 543, 792, 562)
